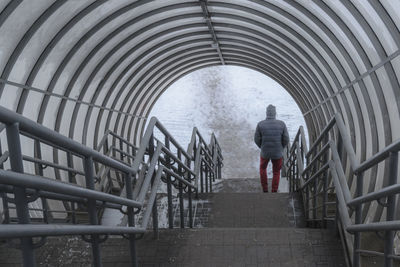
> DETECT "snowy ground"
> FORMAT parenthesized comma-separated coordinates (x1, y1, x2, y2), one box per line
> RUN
(148, 66, 308, 179)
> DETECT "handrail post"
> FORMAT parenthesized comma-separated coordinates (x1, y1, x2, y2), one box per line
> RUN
(185, 153, 193, 228)
(119, 136, 124, 162)
(322, 168, 328, 229)
(322, 133, 329, 228)
(305, 170, 310, 224)
(34, 140, 51, 224)
(67, 151, 77, 224)
(84, 156, 102, 267)
(334, 195, 339, 236)
(188, 185, 193, 228)
(178, 150, 185, 229)
(6, 122, 36, 267)
(148, 134, 159, 238)
(313, 176, 317, 227)
(290, 152, 294, 193)
(218, 156, 222, 180)
(165, 136, 173, 229)
(384, 151, 398, 267)
(294, 153, 298, 192)
(209, 165, 213, 192)
(125, 172, 138, 267)
(200, 159, 204, 193)
(353, 172, 363, 267)
(0, 139, 3, 170)
(204, 160, 208, 193)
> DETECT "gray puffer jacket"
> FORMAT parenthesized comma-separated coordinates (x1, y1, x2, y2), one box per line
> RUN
(254, 105, 289, 159)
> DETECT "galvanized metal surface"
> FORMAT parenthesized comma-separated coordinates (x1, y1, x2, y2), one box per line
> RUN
(0, 107, 223, 266)
(286, 113, 400, 267)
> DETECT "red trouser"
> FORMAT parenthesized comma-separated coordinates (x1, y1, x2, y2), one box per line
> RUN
(259, 157, 283, 192)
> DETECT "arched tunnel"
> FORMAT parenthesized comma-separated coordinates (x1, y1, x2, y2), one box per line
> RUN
(1, 0, 399, 151)
(0, 0, 399, 266)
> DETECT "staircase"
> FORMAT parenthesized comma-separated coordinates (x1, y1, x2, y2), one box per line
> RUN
(133, 178, 346, 266)
(0, 178, 346, 266)
(1, 110, 399, 267)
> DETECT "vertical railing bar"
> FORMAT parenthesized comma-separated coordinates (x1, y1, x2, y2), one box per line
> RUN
(83, 156, 102, 267)
(204, 160, 208, 193)
(334, 195, 340, 236)
(290, 156, 293, 192)
(185, 153, 193, 228)
(384, 151, 398, 267)
(0, 139, 4, 169)
(305, 171, 310, 224)
(209, 165, 213, 193)
(322, 168, 328, 228)
(151, 171, 159, 239)
(34, 140, 50, 224)
(218, 155, 222, 180)
(119, 137, 124, 162)
(67, 151, 77, 224)
(313, 169, 317, 226)
(148, 134, 158, 238)
(322, 133, 329, 228)
(178, 150, 184, 229)
(165, 136, 173, 229)
(353, 172, 364, 267)
(294, 153, 298, 192)
(6, 122, 36, 267)
(125, 172, 138, 267)
(1, 193, 10, 224)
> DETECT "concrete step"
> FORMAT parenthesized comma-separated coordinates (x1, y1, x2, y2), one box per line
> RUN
(0, 179, 349, 266)
(213, 177, 289, 193)
(200, 192, 305, 228)
(134, 228, 347, 267)
(168, 192, 306, 229)
(0, 228, 346, 266)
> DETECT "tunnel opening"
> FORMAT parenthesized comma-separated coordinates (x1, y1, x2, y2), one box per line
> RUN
(147, 65, 308, 178)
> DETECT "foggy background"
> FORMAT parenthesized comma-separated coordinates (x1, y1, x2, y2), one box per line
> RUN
(148, 66, 308, 178)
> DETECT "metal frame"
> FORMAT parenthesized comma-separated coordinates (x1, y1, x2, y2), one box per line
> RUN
(0, 106, 223, 266)
(0, 2, 398, 188)
(286, 113, 400, 267)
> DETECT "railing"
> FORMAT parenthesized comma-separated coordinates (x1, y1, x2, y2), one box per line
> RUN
(187, 127, 223, 195)
(286, 113, 400, 267)
(0, 106, 223, 267)
(94, 130, 140, 197)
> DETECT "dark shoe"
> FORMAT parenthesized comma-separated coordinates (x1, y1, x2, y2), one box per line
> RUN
(263, 189, 268, 193)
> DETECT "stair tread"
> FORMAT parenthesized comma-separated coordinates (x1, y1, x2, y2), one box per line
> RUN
(188, 192, 305, 228)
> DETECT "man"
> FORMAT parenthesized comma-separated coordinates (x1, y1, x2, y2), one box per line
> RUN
(254, 104, 289, 193)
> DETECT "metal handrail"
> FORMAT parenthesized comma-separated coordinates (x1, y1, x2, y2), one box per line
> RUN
(186, 127, 223, 194)
(0, 107, 223, 267)
(0, 169, 142, 208)
(286, 113, 400, 267)
(0, 107, 135, 175)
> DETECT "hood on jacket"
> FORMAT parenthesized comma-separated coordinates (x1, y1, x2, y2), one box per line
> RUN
(266, 104, 276, 119)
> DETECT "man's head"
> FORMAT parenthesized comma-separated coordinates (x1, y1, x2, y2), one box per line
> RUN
(266, 104, 276, 119)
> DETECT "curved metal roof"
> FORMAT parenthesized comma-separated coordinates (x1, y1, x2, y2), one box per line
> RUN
(0, 1, 399, 208)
